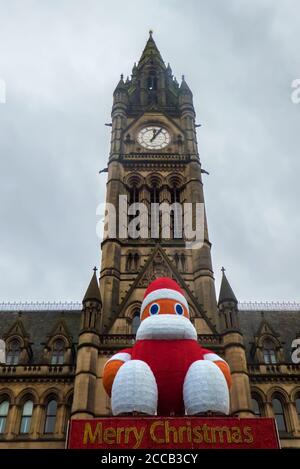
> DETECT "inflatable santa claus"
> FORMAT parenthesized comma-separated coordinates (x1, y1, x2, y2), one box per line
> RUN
(103, 277, 231, 416)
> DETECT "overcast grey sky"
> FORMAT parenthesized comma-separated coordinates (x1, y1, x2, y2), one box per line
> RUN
(0, 0, 299, 303)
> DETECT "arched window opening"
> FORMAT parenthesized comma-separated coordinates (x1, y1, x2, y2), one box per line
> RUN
(224, 313, 229, 330)
(147, 72, 157, 91)
(170, 187, 182, 239)
(263, 339, 277, 364)
(6, 339, 21, 365)
(44, 399, 57, 434)
(128, 186, 140, 237)
(133, 253, 139, 270)
(229, 311, 234, 328)
(132, 312, 141, 335)
(171, 188, 181, 204)
(51, 339, 65, 365)
(0, 400, 9, 434)
(251, 396, 262, 417)
(150, 185, 159, 204)
(180, 253, 186, 271)
(126, 253, 139, 271)
(20, 400, 33, 434)
(129, 186, 139, 205)
(126, 253, 133, 271)
(272, 397, 287, 432)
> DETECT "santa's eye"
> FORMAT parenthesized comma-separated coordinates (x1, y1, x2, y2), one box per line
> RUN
(175, 303, 184, 315)
(149, 303, 160, 315)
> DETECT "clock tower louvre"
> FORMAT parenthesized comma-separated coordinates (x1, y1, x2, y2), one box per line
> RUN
(100, 32, 218, 334)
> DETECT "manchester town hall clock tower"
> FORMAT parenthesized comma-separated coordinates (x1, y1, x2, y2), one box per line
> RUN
(71, 31, 253, 421)
(0, 32, 300, 449)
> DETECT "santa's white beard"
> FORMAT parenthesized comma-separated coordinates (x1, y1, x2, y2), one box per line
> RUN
(136, 314, 197, 341)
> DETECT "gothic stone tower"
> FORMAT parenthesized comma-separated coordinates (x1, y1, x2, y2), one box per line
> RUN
(100, 31, 218, 336)
(73, 32, 253, 418)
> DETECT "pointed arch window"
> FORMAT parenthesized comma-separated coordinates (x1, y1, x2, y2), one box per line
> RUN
(6, 339, 21, 365)
(20, 400, 33, 434)
(44, 399, 57, 434)
(132, 311, 141, 335)
(272, 397, 287, 432)
(263, 338, 277, 364)
(0, 400, 9, 434)
(51, 339, 65, 365)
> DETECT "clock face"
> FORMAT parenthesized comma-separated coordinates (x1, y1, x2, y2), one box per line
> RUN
(137, 126, 170, 150)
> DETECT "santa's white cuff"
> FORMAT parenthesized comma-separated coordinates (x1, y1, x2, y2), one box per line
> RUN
(203, 353, 225, 363)
(105, 352, 131, 367)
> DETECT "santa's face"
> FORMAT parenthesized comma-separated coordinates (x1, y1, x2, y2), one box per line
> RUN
(136, 298, 197, 341)
(141, 298, 189, 321)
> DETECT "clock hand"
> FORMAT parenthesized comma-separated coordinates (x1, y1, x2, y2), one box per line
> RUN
(150, 129, 157, 141)
(150, 127, 163, 142)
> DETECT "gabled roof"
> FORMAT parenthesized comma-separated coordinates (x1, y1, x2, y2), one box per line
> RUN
(104, 245, 217, 334)
(254, 314, 280, 339)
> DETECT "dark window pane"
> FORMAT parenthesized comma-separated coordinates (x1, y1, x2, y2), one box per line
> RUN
(0, 400, 9, 416)
(276, 414, 286, 432)
(20, 400, 33, 434)
(251, 398, 261, 416)
(263, 340, 277, 364)
(272, 398, 282, 413)
(263, 351, 270, 364)
(6, 339, 21, 365)
(132, 314, 141, 335)
(296, 398, 300, 418)
(47, 400, 57, 415)
(20, 416, 31, 434)
(0, 401, 9, 434)
(45, 416, 56, 433)
(0, 417, 6, 434)
(272, 398, 287, 432)
(51, 340, 65, 365)
(44, 400, 57, 434)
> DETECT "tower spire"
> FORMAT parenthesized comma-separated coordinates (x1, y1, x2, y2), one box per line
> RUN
(179, 75, 192, 95)
(83, 268, 101, 303)
(137, 31, 166, 69)
(218, 267, 238, 305)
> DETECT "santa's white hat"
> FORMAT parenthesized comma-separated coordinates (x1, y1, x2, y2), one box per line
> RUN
(140, 277, 189, 317)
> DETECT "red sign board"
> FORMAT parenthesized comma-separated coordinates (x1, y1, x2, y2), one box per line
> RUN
(68, 416, 280, 449)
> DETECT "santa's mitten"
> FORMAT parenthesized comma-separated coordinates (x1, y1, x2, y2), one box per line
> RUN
(111, 360, 158, 416)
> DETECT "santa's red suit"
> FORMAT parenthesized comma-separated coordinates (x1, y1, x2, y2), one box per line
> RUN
(103, 278, 231, 416)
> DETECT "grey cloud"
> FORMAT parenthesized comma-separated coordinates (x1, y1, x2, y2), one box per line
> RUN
(0, 0, 299, 302)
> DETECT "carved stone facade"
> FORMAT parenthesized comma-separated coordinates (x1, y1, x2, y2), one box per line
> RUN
(0, 33, 299, 449)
